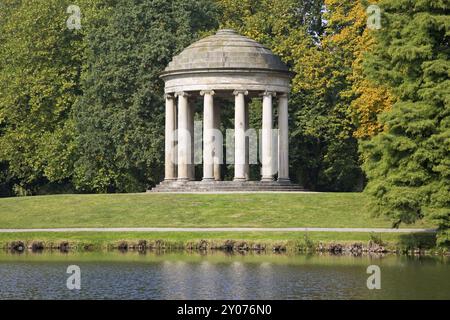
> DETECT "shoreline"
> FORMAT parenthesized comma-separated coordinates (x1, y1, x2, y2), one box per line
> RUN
(3, 237, 448, 256)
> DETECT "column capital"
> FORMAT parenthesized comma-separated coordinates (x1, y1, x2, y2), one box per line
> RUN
(164, 93, 175, 100)
(233, 90, 249, 96)
(200, 90, 215, 96)
(260, 90, 277, 98)
(175, 91, 191, 98)
(278, 93, 289, 99)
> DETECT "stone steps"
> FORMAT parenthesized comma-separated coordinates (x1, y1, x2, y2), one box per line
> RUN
(150, 181, 306, 193)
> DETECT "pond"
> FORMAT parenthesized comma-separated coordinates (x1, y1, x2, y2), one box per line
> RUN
(0, 251, 449, 300)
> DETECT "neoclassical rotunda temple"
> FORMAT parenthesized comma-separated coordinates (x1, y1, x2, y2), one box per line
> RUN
(152, 29, 304, 192)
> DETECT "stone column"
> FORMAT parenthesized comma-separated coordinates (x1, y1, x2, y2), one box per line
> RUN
(261, 91, 276, 182)
(187, 101, 195, 181)
(201, 90, 215, 181)
(278, 93, 290, 182)
(213, 103, 222, 181)
(164, 94, 177, 181)
(233, 90, 248, 181)
(176, 91, 190, 181)
(244, 101, 250, 180)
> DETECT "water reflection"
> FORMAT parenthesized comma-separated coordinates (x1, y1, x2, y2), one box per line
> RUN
(0, 251, 448, 300)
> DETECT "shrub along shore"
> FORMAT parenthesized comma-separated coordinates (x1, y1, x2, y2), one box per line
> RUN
(1, 231, 446, 256)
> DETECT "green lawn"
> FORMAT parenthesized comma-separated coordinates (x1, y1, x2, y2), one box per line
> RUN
(0, 192, 440, 250)
(0, 193, 435, 229)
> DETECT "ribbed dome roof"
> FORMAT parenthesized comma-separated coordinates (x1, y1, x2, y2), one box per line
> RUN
(162, 29, 289, 74)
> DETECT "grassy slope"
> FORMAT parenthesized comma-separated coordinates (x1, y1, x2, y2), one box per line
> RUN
(0, 193, 438, 249)
(0, 193, 435, 229)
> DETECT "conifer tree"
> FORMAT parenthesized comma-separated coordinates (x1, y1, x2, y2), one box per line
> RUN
(361, 0, 449, 244)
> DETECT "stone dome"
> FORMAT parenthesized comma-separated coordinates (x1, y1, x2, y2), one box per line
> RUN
(161, 29, 291, 94)
(162, 29, 289, 73)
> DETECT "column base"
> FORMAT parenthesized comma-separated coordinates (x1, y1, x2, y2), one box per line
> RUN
(164, 178, 177, 182)
(233, 177, 247, 182)
(261, 177, 275, 182)
(202, 178, 215, 182)
(277, 178, 291, 184)
(177, 178, 190, 182)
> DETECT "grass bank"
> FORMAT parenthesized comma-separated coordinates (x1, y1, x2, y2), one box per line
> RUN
(0, 193, 436, 229)
(0, 193, 443, 254)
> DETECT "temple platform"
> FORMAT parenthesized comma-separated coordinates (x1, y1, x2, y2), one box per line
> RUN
(150, 180, 306, 193)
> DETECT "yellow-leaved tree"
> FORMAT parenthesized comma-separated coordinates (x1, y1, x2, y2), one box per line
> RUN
(324, 0, 394, 138)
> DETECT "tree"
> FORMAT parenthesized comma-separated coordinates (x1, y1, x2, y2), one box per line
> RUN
(324, 0, 394, 139)
(73, 0, 219, 192)
(361, 0, 449, 245)
(0, 0, 85, 195)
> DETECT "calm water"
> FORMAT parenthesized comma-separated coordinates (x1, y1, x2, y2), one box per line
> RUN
(0, 251, 449, 300)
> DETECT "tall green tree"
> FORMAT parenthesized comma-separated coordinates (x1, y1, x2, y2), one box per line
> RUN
(361, 0, 449, 244)
(0, 0, 85, 195)
(74, 0, 219, 192)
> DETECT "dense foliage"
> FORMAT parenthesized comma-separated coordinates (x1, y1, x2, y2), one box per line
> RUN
(0, 0, 218, 193)
(0, 0, 85, 195)
(361, 0, 449, 244)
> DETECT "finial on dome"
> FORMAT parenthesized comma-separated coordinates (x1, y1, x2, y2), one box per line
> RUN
(216, 29, 238, 35)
